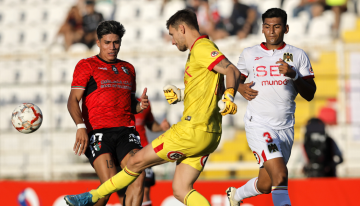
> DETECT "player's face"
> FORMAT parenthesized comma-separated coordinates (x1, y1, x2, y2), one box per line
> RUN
(97, 33, 121, 62)
(169, 25, 187, 52)
(262, 17, 289, 46)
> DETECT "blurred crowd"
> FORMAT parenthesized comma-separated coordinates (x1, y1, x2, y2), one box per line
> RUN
(56, 0, 104, 50)
(57, 0, 359, 51)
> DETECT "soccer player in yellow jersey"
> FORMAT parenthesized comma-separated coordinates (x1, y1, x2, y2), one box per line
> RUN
(64, 9, 241, 206)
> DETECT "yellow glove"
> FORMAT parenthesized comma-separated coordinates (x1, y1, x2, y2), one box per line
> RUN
(218, 88, 237, 116)
(163, 85, 184, 105)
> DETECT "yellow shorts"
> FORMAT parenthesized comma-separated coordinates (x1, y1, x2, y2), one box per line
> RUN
(152, 124, 221, 171)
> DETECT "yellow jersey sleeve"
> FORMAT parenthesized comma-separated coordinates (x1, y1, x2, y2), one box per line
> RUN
(192, 41, 226, 71)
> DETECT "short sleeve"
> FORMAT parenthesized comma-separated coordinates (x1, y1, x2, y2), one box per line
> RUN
(236, 51, 249, 77)
(193, 42, 226, 71)
(297, 50, 315, 79)
(71, 59, 92, 90)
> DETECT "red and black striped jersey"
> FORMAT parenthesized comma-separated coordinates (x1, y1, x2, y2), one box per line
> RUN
(71, 55, 136, 132)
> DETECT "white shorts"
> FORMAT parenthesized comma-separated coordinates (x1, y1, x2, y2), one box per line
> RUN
(245, 118, 294, 168)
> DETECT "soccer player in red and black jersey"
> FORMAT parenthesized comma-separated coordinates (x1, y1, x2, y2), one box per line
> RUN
(117, 98, 170, 206)
(67, 20, 149, 206)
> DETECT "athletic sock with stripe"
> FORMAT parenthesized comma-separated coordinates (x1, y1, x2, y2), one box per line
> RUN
(90, 166, 140, 203)
(271, 186, 291, 206)
(234, 177, 262, 202)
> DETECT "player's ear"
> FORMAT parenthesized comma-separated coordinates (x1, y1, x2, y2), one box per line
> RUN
(179, 24, 185, 34)
(261, 24, 264, 34)
(284, 24, 289, 34)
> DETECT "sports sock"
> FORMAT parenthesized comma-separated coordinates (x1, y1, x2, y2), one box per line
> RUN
(142, 200, 152, 206)
(234, 177, 262, 202)
(271, 186, 291, 206)
(90, 167, 140, 203)
(184, 189, 210, 206)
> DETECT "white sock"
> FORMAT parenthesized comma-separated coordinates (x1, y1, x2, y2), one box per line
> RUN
(272, 186, 291, 206)
(234, 177, 262, 202)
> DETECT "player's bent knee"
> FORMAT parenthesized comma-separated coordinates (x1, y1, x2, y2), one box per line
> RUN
(257, 185, 272, 194)
(172, 183, 192, 201)
(272, 171, 288, 186)
(127, 154, 144, 171)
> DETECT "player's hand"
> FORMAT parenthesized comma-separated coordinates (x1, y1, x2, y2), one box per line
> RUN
(218, 88, 237, 116)
(276, 58, 296, 78)
(74, 128, 88, 156)
(163, 85, 184, 104)
(160, 118, 170, 131)
(238, 81, 258, 101)
(139, 88, 149, 111)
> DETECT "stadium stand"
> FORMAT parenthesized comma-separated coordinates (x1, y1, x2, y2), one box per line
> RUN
(0, 0, 360, 181)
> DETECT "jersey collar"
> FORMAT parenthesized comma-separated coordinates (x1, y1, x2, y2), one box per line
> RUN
(190, 35, 209, 51)
(96, 55, 119, 64)
(260, 42, 286, 51)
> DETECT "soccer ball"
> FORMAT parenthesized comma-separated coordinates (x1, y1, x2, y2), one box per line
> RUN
(12, 103, 43, 134)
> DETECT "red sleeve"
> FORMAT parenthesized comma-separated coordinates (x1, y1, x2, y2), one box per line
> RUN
(208, 55, 226, 71)
(302, 75, 314, 80)
(241, 73, 248, 78)
(71, 59, 92, 90)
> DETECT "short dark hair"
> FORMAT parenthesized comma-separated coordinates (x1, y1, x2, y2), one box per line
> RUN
(97, 20, 126, 40)
(166, 9, 199, 31)
(262, 8, 287, 26)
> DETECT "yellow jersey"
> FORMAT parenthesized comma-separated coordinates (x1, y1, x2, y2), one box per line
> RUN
(177, 35, 225, 133)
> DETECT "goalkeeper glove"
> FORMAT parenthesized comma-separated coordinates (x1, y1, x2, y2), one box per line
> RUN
(163, 85, 185, 104)
(218, 88, 237, 116)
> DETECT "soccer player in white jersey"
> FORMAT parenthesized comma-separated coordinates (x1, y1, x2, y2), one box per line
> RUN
(226, 8, 316, 206)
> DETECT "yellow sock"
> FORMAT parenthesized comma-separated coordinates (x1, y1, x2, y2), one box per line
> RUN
(89, 167, 140, 203)
(184, 189, 210, 206)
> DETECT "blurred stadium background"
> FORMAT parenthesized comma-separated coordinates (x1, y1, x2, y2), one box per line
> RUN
(1, 0, 360, 205)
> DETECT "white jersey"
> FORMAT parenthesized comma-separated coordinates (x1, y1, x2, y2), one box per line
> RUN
(237, 43, 314, 129)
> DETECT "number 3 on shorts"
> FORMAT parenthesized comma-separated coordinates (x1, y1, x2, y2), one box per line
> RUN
(263, 132, 273, 143)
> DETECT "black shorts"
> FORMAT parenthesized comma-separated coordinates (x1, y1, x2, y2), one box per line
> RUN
(116, 167, 156, 196)
(85, 127, 142, 167)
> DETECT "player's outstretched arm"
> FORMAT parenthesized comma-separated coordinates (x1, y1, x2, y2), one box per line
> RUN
(67, 89, 88, 156)
(276, 58, 316, 101)
(213, 58, 241, 91)
(213, 58, 241, 116)
(147, 118, 171, 132)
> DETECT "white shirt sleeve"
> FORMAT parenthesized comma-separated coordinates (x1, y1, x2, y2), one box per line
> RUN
(236, 50, 249, 77)
(297, 50, 314, 79)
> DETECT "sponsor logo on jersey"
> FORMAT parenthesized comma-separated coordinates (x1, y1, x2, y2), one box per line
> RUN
(268, 143, 279, 153)
(98, 67, 107, 70)
(255, 57, 263, 61)
(167, 151, 184, 160)
(200, 155, 209, 167)
(283, 53, 293, 62)
(121, 66, 129, 75)
(112, 65, 119, 74)
(253, 151, 260, 164)
(309, 67, 314, 74)
(211, 51, 219, 57)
